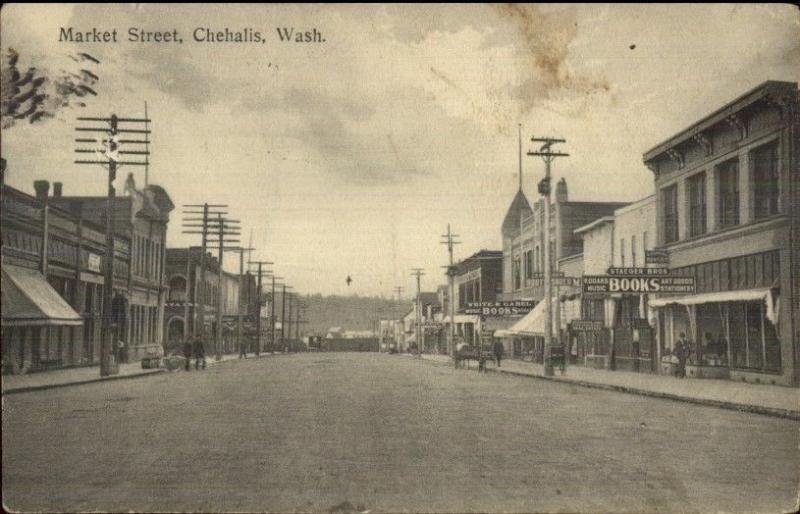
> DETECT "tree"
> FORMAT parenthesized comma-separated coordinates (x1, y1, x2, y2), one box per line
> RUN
(1, 48, 101, 129)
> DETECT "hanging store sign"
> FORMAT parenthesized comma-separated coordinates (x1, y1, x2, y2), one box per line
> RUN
(645, 250, 669, 266)
(582, 275, 695, 295)
(87, 253, 102, 273)
(530, 276, 581, 287)
(465, 300, 535, 316)
(569, 320, 605, 331)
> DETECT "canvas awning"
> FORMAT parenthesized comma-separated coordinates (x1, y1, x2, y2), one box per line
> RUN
(649, 288, 772, 307)
(1, 265, 83, 327)
(649, 287, 780, 326)
(495, 300, 549, 337)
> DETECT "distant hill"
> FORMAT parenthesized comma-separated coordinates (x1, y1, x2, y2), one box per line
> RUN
(272, 293, 411, 337)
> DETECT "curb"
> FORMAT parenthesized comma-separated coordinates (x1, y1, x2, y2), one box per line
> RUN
(1, 352, 283, 396)
(2, 368, 167, 396)
(420, 356, 800, 421)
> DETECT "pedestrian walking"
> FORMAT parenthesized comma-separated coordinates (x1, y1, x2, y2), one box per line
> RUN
(675, 332, 689, 378)
(493, 340, 504, 367)
(239, 339, 248, 359)
(193, 335, 206, 370)
(182, 339, 193, 371)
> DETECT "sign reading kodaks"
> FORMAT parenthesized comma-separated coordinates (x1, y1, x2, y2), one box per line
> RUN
(464, 300, 535, 316)
(582, 275, 695, 294)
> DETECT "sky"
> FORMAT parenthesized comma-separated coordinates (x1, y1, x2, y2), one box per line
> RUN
(2, 4, 799, 298)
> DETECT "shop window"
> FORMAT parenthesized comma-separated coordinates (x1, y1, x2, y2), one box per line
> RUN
(717, 159, 739, 228)
(751, 141, 779, 219)
(688, 172, 706, 237)
(662, 185, 679, 243)
(729, 301, 781, 372)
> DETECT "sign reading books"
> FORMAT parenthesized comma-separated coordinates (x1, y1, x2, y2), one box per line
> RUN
(582, 275, 695, 294)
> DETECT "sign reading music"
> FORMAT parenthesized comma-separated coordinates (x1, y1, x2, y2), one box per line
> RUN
(582, 275, 695, 294)
(464, 300, 535, 316)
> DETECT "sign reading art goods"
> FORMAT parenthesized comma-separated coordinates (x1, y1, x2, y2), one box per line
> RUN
(582, 275, 695, 294)
(464, 300, 535, 316)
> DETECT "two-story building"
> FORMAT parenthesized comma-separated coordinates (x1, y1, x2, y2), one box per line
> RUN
(573, 195, 658, 371)
(501, 178, 627, 302)
(52, 173, 174, 362)
(2, 179, 134, 374)
(644, 80, 798, 386)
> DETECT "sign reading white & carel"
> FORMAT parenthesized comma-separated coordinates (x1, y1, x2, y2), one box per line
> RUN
(464, 300, 535, 316)
(582, 275, 695, 294)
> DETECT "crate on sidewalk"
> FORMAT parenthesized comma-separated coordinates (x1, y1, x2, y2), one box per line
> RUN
(141, 356, 162, 369)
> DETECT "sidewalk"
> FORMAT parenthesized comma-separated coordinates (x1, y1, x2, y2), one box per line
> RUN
(419, 354, 800, 420)
(1, 352, 277, 395)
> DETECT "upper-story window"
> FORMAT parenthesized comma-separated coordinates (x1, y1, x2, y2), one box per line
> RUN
(751, 141, 779, 219)
(631, 235, 637, 267)
(662, 185, 679, 244)
(620, 239, 625, 267)
(524, 250, 532, 280)
(717, 158, 740, 228)
(688, 171, 707, 237)
(513, 256, 521, 290)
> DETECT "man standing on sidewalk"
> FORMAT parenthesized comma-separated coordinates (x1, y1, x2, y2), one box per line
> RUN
(183, 339, 193, 371)
(193, 335, 207, 370)
(239, 338, 248, 359)
(493, 339, 504, 367)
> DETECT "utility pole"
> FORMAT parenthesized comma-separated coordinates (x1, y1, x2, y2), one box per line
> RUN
(270, 275, 284, 351)
(411, 268, 425, 358)
(295, 300, 306, 342)
(75, 114, 150, 376)
(528, 136, 568, 377)
(280, 284, 293, 351)
(286, 292, 294, 342)
(440, 224, 461, 358)
(182, 204, 229, 347)
(208, 214, 241, 360)
(227, 246, 254, 356)
(248, 260, 273, 355)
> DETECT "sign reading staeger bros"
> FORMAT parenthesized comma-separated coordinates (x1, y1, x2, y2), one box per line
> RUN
(582, 275, 695, 295)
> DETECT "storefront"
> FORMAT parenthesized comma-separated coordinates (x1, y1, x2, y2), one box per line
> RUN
(1, 265, 84, 374)
(495, 300, 549, 362)
(650, 288, 781, 381)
